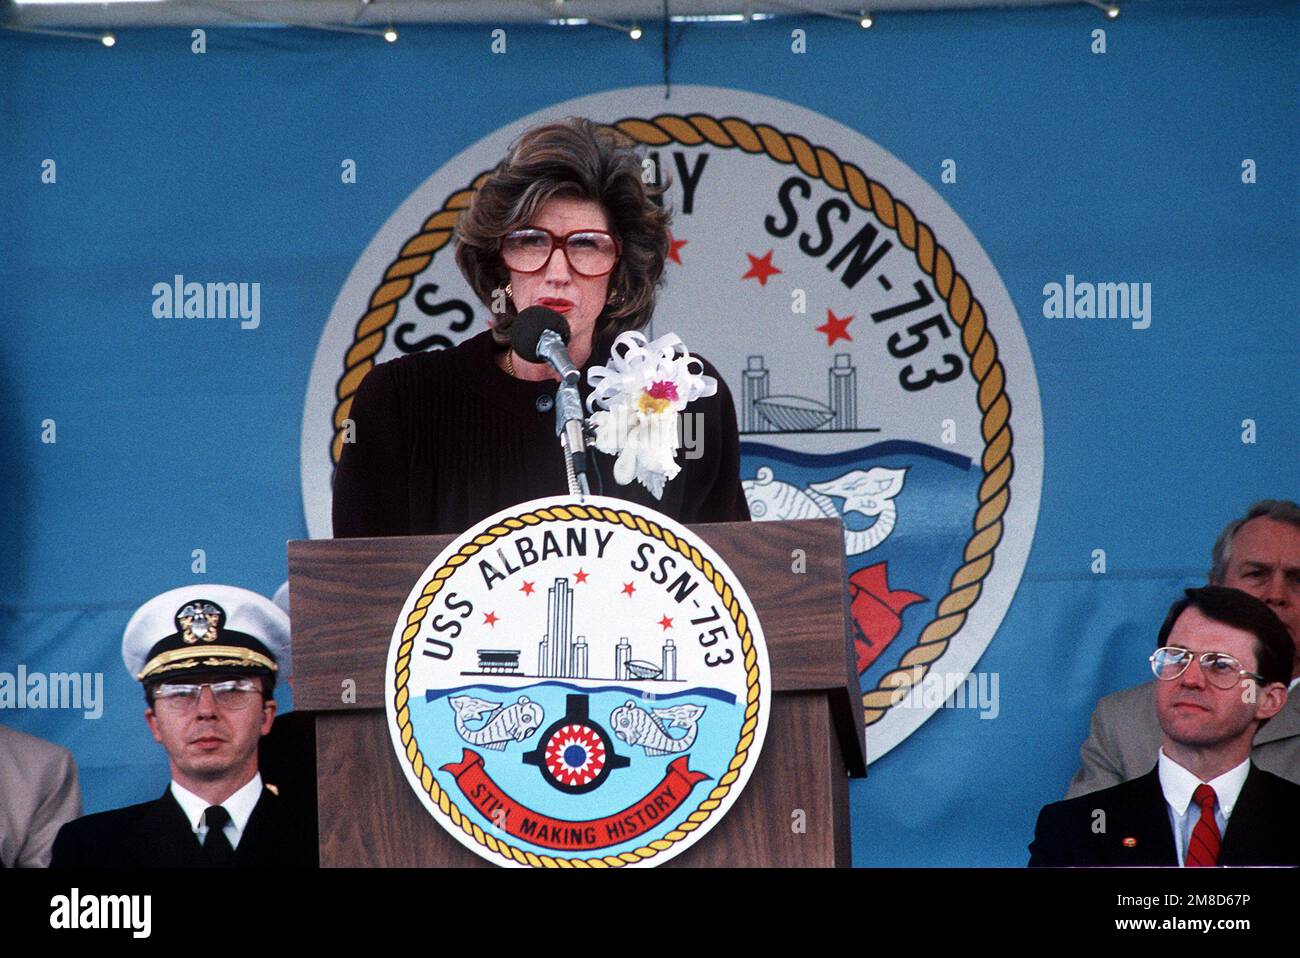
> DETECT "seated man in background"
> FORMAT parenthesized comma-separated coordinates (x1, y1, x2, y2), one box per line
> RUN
(0, 724, 82, 867)
(1067, 499, 1300, 798)
(1030, 586, 1300, 866)
(51, 585, 315, 868)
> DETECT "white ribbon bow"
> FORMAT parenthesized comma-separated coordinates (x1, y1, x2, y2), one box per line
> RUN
(585, 331, 717, 498)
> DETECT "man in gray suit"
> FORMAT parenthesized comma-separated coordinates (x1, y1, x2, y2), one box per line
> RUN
(0, 724, 82, 867)
(1067, 500, 1300, 798)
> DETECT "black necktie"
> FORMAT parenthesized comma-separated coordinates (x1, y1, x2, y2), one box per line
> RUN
(201, 805, 235, 867)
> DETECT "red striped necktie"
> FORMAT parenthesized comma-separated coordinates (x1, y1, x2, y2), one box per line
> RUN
(1185, 784, 1221, 867)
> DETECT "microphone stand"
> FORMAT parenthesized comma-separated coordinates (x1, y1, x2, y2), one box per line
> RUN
(521, 325, 592, 498)
(554, 382, 591, 497)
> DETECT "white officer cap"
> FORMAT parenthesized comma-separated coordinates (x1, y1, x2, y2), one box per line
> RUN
(122, 584, 291, 685)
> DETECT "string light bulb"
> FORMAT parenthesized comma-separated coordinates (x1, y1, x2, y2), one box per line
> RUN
(629, 25, 643, 40)
(383, 25, 398, 42)
(859, 12, 873, 29)
(101, 32, 116, 47)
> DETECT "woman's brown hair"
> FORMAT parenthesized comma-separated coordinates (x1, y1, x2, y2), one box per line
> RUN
(454, 117, 671, 346)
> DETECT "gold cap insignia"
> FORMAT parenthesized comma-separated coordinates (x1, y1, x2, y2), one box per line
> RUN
(176, 601, 225, 645)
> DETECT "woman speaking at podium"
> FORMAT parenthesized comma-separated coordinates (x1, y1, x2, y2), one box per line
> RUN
(332, 117, 750, 539)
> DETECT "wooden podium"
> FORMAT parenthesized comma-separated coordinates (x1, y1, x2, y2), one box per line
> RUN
(288, 517, 865, 867)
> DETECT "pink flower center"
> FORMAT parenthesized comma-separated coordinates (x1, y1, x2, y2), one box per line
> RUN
(647, 380, 679, 402)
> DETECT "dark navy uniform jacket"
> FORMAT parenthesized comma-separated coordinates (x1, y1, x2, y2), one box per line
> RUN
(50, 785, 316, 868)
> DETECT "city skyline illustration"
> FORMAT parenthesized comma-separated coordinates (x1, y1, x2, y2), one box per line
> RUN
(741, 352, 879, 434)
(460, 577, 682, 682)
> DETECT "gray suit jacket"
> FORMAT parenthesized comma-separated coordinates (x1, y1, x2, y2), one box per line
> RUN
(1066, 680, 1300, 799)
(0, 725, 83, 867)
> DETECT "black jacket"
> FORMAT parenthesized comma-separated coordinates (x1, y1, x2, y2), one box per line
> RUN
(1029, 764, 1300, 866)
(50, 785, 316, 868)
(332, 330, 751, 538)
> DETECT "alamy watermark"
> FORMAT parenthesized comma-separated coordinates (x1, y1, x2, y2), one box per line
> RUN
(50, 889, 151, 938)
(0, 665, 103, 719)
(1042, 274, 1151, 330)
(589, 407, 706, 461)
(889, 668, 1000, 720)
(152, 273, 261, 329)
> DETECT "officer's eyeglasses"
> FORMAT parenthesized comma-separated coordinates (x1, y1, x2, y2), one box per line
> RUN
(499, 228, 620, 277)
(152, 679, 264, 710)
(1149, 647, 1266, 690)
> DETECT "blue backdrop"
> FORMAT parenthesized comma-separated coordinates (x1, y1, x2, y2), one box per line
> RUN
(2, 0, 1296, 866)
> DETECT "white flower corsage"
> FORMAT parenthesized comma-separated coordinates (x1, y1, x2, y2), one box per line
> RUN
(586, 331, 717, 499)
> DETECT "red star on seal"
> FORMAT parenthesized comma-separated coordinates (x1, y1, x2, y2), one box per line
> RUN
(519, 580, 535, 596)
(483, 611, 498, 627)
(622, 582, 636, 597)
(816, 309, 854, 346)
(667, 231, 687, 265)
(573, 569, 589, 584)
(742, 249, 781, 286)
(658, 614, 674, 631)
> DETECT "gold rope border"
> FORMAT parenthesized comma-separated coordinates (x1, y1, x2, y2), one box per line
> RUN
(391, 502, 764, 868)
(332, 113, 1014, 731)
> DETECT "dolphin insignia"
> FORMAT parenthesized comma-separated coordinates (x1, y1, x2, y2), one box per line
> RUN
(448, 695, 545, 750)
(610, 700, 706, 756)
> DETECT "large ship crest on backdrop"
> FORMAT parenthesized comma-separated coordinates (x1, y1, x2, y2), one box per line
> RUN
(302, 87, 1042, 762)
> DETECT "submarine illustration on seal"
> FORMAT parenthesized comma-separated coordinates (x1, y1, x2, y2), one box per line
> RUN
(522, 694, 631, 794)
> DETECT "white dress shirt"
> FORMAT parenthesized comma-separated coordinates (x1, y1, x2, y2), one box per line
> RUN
(1157, 750, 1249, 866)
(170, 773, 263, 850)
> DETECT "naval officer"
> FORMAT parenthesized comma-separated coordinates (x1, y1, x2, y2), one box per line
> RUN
(51, 585, 316, 868)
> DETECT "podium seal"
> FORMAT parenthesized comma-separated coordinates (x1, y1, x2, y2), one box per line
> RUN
(384, 495, 771, 867)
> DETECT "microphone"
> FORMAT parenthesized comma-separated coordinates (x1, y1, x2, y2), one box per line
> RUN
(510, 306, 591, 495)
(511, 306, 580, 385)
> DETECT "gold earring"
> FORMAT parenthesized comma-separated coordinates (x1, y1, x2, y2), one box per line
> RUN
(505, 283, 513, 298)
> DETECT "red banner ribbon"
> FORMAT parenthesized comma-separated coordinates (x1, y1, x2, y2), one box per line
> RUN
(441, 749, 710, 851)
(849, 561, 925, 673)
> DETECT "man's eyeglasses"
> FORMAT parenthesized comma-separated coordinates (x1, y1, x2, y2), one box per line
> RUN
(152, 679, 264, 710)
(1149, 647, 1266, 690)
(499, 228, 620, 277)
